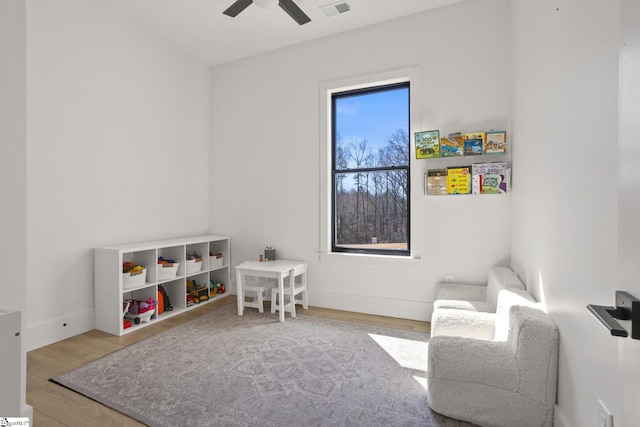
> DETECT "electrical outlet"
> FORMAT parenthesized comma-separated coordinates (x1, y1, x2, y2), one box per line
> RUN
(444, 275, 454, 283)
(598, 399, 613, 427)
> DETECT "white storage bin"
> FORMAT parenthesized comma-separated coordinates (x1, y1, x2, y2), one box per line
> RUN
(122, 268, 147, 289)
(157, 262, 179, 280)
(185, 258, 203, 274)
(209, 256, 223, 268)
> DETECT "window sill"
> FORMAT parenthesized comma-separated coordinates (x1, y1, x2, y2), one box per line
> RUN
(318, 252, 421, 268)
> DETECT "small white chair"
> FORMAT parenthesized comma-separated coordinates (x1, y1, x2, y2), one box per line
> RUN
(271, 262, 308, 318)
(235, 263, 275, 314)
(242, 278, 274, 313)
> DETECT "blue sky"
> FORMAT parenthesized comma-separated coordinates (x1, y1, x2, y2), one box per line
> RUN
(335, 86, 409, 153)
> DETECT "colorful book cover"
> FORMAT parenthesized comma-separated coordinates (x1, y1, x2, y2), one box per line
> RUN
(439, 133, 464, 157)
(425, 169, 448, 195)
(446, 166, 471, 195)
(463, 132, 485, 156)
(472, 162, 508, 194)
(485, 131, 507, 154)
(415, 130, 440, 159)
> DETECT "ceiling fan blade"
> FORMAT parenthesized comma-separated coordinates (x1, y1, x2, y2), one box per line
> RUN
(279, 0, 311, 25)
(223, 0, 253, 17)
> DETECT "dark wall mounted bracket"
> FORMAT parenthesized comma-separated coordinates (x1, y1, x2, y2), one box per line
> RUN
(587, 291, 640, 339)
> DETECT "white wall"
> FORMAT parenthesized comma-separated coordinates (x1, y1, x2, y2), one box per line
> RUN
(210, 0, 512, 320)
(1, 1, 27, 325)
(25, 0, 211, 349)
(0, 0, 31, 419)
(510, 1, 621, 426)
(618, 1, 640, 425)
(16, 1, 636, 425)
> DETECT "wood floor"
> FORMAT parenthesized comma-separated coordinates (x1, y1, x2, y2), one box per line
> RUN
(27, 296, 430, 426)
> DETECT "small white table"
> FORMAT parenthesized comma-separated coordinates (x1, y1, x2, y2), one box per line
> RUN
(235, 260, 306, 322)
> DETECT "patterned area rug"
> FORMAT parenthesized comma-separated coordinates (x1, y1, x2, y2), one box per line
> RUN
(52, 304, 477, 426)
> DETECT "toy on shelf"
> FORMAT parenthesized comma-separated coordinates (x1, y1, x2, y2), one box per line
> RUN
(186, 251, 202, 261)
(122, 301, 132, 329)
(158, 284, 173, 312)
(209, 280, 218, 298)
(122, 261, 145, 274)
(124, 298, 156, 324)
(188, 279, 209, 304)
(210, 280, 226, 296)
(157, 256, 177, 265)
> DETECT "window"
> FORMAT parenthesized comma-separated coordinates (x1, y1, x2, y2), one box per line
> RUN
(331, 82, 410, 256)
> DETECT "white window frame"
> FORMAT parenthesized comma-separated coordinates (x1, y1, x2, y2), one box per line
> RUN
(319, 67, 422, 267)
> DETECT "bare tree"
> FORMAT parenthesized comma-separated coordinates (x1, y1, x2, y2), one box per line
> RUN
(335, 129, 409, 247)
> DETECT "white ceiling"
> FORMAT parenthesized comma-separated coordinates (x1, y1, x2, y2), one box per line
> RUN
(94, 0, 465, 66)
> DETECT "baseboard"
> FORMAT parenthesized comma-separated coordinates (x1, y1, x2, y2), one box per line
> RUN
(309, 289, 432, 322)
(229, 280, 435, 322)
(554, 404, 570, 427)
(26, 308, 94, 351)
(21, 403, 33, 424)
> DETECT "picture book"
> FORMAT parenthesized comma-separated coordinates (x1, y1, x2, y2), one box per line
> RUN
(446, 166, 471, 195)
(440, 133, 464, 157)
(463, 132, 485, 156)
(425, 169, 448, 195)
(415, 130, 440, 159)
(485, 131, 507, 154)
(472, 162, 508, 194)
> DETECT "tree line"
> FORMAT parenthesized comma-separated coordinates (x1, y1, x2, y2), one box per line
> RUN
(335, 129, 409, 247)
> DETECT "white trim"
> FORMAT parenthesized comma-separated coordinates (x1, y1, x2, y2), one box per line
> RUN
(21, 404, 33, 424)
(309, 288, 432, 322)
(318, 66, 422, 259)
(26, 308, 94, 351)
(554, 404, 571, 427)
(318, 251, 421, 268)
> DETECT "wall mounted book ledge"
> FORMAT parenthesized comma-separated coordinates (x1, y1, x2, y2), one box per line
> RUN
(587, 291, 640, 339)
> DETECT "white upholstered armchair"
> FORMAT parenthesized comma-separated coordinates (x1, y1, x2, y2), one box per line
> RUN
(427, 305, 559, 427)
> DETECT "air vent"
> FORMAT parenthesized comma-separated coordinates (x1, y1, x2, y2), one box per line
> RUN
(321, 1, 351, 17)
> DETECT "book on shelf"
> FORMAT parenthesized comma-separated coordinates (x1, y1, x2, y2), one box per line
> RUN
(425, 169, 448, 195)
(472, 162, 508, 194)
(415, 130, 440, 159)
(440, 132, 464, 157)
(463, 132, 485, 156)
(485, 131, 507, 154)
(447, 166, 472, 195)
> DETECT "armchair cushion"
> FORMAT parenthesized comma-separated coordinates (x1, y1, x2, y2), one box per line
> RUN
(432, 288, 537, 341)
(435, 266, 525, 313)
(430, 309, 497, 340)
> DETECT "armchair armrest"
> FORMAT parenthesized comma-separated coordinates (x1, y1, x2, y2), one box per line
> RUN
(428, 335, 519, 391)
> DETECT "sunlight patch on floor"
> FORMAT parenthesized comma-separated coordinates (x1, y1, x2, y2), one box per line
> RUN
(413, 374, 429, 392)
(368, 333, 429, 372)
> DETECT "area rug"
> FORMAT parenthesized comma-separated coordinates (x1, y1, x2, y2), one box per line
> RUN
(52, 303, 477, 426)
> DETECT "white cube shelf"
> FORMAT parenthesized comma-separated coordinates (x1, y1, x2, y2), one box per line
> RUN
(95, 235, 231, 336)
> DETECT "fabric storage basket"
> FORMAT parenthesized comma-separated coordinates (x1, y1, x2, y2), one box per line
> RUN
(209, 255, 223, 268)
(123, 268, 146, 289)
(157, 263, 179, 280)
(185, 258, 203, 274)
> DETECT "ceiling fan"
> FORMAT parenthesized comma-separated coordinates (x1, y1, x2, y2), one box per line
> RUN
(223, 0, 311, 26)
